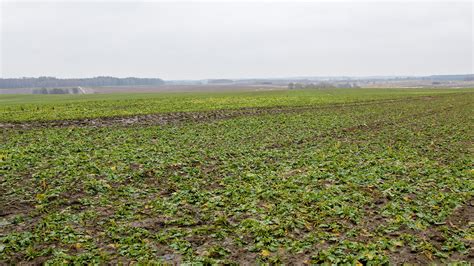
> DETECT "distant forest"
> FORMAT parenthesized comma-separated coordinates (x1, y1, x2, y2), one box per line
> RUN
(0, 76, 165, 89)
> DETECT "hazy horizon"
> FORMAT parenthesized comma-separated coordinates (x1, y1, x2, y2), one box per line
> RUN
(0, 74, 473, 81)
(1, 1, 473, 80)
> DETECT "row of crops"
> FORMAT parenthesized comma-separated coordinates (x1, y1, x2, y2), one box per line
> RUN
(1, 89, 473, 263)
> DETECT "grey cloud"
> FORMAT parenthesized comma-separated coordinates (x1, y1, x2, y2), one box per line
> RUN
(1, 1, 472, 79)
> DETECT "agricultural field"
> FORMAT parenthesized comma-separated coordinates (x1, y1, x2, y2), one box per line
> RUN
(0, 88, 466, 122)
(0, 88, 473, 264)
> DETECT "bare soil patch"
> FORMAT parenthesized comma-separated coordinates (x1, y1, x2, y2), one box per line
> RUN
(1, 96, 436, 130)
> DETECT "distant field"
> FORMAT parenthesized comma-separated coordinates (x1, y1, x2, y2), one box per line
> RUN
(0, 84, 286, 95)
(1, 88, 473, 264)
(0, 88, 470, 122)
(90, 84, 287, 94)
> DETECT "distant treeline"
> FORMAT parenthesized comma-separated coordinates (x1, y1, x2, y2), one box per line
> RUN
(0, 76, 165, 89)
(207, 79, 234, 84)
(288, 82, 359, 89)
(424, 74, 474, 81)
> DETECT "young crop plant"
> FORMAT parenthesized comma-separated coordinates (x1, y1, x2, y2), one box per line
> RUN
(0, 89, 473, 264)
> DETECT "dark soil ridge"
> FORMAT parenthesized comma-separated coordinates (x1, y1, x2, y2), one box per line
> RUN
(0, 96, 440, 130)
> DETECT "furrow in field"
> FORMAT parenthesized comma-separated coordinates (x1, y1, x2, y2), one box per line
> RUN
(0, 95, 440, 129)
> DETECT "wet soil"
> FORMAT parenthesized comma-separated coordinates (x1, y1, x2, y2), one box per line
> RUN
(1, 97, 436, 130)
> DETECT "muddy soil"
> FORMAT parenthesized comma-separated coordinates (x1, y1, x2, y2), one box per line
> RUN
(0, 97, 435, 130)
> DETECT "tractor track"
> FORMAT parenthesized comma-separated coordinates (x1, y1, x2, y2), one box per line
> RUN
(1, 95, 441, 130)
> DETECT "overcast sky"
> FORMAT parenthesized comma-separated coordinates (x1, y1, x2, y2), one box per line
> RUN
(1, 1, 472, 79)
